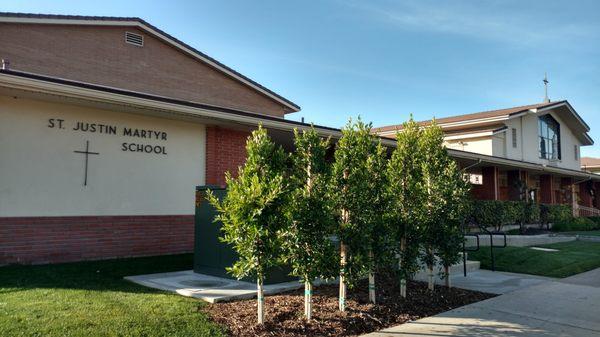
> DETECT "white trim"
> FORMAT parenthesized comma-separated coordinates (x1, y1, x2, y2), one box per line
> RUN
(0, 72, 365, 144)
(0, 16, 300, 112)
(444, 131, 494, 141)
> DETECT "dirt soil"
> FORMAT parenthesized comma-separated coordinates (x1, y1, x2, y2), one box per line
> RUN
(204, 272, 495, 337)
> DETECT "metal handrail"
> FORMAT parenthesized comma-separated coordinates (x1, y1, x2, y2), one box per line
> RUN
(462, 233, 479, 277)
(478, 225, 507, 271)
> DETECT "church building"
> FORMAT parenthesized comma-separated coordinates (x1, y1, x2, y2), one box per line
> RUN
(374, 101, 600, 216)
(2, 13, 600, 266)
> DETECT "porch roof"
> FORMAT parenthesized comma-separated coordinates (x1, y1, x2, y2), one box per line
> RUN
(449, 148, 600, 181)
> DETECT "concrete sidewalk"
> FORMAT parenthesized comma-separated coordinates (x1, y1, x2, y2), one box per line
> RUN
(414, 269, 554, 295)
(363, 268, 600, 337)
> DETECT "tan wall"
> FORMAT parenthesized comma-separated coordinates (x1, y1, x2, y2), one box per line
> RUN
(0, 23, 287, 117)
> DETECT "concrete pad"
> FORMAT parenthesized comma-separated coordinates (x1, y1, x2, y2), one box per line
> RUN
(363, 275, 600, 337)
(364, 304, 599, 337)
(465, 234, 575, 247)
(560, 267, 600, 288)
(125, 270, 309, 303)
(414, 269, 554, 295)
(530, 247, 559, 252)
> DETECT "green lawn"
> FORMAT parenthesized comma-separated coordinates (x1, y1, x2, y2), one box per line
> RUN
(0, 254, 226, 337)
(469, 240, 600, 278)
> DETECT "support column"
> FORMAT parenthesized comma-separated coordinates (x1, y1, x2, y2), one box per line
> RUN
(507, 170, 521, 201)
(579, 181, 593, 208)
(594, 182, 600, 209)
(540, 174, 554, 204)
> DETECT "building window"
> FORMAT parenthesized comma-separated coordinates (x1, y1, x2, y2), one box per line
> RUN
(538, 115, 561, 160)
(512, 128, 517, 148)
(574, 145, 579, 160)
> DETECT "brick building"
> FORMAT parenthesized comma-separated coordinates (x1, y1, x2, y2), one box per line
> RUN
(0, 13, 343, 265)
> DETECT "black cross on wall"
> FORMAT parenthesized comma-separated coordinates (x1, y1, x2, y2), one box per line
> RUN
(74, 140, 99, 186)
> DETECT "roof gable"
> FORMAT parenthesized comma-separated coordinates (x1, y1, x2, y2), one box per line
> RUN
(373, 100, 592, 145)
(0, 12, 300, 114)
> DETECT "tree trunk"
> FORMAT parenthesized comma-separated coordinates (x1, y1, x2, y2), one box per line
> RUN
(257, 276, 265, 324)
(339, 168, 349, 312)
(304, 280, 313, 320)
(427, 246, 434, 292)
(399, 237, 407, 298)
(339, 242, 347, 311)
(444, 265, 451, 288)
(368, 250, 376, 304)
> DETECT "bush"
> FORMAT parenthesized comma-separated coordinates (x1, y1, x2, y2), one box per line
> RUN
(540, 204, 572, 225)
(471, 200, 523, 231)
(524, 202, 540, 224)
(552, 217, 598, 232)
(587, 216, 600, 227)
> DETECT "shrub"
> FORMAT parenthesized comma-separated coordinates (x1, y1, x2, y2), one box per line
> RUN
(471, 200, 522, 231)
(552, 217, 597, 232)
(540, 204, 572, 225)
(587, 216, 600, 227)
(524, 202, 540, 224)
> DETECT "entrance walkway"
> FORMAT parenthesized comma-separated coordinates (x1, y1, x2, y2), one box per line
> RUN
(363, 268, 600, 337)
(414, 269, 554, 295)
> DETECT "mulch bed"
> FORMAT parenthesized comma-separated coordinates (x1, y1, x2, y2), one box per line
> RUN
(204, 272, 495, 336)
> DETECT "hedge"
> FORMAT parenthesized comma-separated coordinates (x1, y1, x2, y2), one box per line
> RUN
(470, 200, 572, 231)
(552, 217, 599, 232)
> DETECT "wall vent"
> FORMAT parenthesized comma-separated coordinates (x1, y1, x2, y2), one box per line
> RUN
(125, 32, 144, 47)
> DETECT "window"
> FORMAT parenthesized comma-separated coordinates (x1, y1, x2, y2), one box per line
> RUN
(538, 115, 561, 160)
(574, 145, 579, 161)
(512, 128, 517, 148)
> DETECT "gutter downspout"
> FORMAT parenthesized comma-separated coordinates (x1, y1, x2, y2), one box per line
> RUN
(462, 159, 483, 172)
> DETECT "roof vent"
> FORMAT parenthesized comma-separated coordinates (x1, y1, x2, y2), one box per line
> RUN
(125, 32, 144, 47)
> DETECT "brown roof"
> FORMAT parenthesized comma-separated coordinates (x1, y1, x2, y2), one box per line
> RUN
(373, 101, 566, 133)
(581, 157, 600, 168)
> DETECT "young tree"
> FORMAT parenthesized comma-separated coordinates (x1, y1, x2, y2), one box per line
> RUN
(419, 121, 470, 291)
(283, 127, 337, 320)
(330, 118, 379, 310)
(434, 165, 471, 288)
(207, 125, 287, 324)
(386, 118, 425, 298)
(365, 141, 392, 304)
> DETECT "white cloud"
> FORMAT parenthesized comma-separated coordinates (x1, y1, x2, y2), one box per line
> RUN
(340, 0, 597, 48)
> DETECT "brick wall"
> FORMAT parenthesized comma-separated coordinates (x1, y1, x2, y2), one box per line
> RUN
(0, 215, 193, 265)
(205, 126, 250, 186)
(0, 23, 288, 117)
(470, 167, 497, 200)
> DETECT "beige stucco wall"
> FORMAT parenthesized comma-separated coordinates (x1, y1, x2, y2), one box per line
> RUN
(444, 108, 583, 171)
(0, 95, 205, 217)
(518, 111, 582, 170)
(445, 137, 493, 155)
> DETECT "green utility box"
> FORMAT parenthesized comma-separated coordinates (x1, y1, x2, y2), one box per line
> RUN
(193, 185, 295, 284)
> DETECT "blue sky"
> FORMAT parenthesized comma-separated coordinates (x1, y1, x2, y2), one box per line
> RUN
(3, 0, 600, 156)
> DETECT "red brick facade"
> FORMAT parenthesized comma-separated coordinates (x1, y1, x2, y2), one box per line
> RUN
(0, 215, 194, 265)
(470, 167, 497, 200)
(205, 126, 250, 186)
